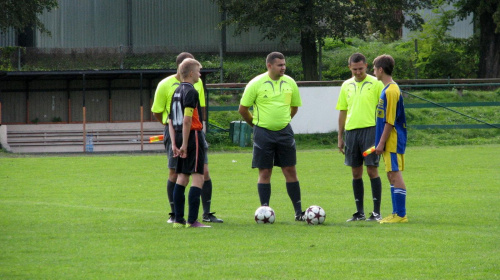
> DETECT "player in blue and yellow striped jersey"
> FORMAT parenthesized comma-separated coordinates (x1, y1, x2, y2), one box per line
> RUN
(373, 54, 409, 223)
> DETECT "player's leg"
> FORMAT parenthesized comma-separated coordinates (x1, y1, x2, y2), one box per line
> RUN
(345, 130, 366, 222)
(172, 173, 189, 228)
(282, 165, 305, 221)
(258, 168, 273, 206)
(165, 127, 179, 223)
(200, 131, 223, 223)
(186, 173, 205, 226)
(366, 165, 382, 221)
(185, 131, 210, 228)
(252, 126, 275, 207)
(380, 153, 407, 223)
(166, 168, 178, 223)
(276, 124, 304, 221)
(201, 163, 223, 223)
(363, 126, 382, 221)
(349, 165, 366, 221)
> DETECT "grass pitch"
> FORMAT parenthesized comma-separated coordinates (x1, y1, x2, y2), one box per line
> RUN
(1, 145, 499, 279)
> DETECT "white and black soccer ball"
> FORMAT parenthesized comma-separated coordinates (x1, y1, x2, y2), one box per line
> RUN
(254, 206, 275, 224)
(305, 205, 326, 225)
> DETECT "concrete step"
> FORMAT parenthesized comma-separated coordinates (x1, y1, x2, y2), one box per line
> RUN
(2, 122, 167, 153)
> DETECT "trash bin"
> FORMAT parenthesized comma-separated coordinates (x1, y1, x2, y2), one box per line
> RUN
(85, 134, 94, 152)
(229, 121, 252, 147)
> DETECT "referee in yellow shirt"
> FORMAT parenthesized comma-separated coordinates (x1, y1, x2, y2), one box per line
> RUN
(239, 52, 306, 222)
(336, 53, 385, 222)
(151, 52, 222, 224)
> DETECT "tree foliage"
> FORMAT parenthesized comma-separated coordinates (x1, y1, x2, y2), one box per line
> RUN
(214, 0, 432, 80)
(0, 0, 58, 35)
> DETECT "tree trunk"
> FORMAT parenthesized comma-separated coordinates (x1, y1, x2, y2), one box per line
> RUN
(300, 31, 319, 81)
(478, 5, 500, 78)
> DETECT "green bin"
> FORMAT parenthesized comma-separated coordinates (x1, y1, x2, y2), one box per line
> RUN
(229, 121, 252, 147)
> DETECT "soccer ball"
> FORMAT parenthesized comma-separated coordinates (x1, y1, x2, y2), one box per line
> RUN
(305, 205, 326, 225)
(254, 206, 275, 224)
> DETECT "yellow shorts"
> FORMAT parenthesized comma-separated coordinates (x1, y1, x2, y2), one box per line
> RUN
(382, 151, 405, 172)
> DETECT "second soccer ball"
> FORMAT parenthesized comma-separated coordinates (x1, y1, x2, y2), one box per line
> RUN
(305, 205, 326, 225)
(254, 206, 276, 224)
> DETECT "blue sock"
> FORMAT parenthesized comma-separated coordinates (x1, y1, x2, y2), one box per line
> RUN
(394, 188, 407, 217)
(173, 184, 186, 223)
(187, 187, 202, 224)
(390, 185, 396, 214)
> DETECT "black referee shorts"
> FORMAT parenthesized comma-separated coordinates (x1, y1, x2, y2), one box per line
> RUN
(252, 124, 297, 169)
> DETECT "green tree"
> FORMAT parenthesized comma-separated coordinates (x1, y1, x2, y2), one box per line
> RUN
(444, 0, 500, 78)
(0, 0, 58, 35)
(214, 0, 432, 81)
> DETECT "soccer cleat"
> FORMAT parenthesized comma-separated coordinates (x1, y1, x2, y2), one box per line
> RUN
(366, 212, 382, 221)
(167, 213, 175, 224)
(202, 212, 224, 223)
(346, 212, 366, 222)
(186, 221, 211, 228)
(172, 219, 186, 229)
(379, 213, 396, 223)
(380, 215, 408, 224)
(295, 211, 306, 222)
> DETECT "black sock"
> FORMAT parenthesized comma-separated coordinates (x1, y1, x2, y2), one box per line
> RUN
(201, 179, 212, 215)
(257, 183, 271, 206)
(187, 187, 202, 224)
(286, 181, 302, 216)
(173, 184, 186, 222)
(167, 180, 175, 214)
(353, 178, 364, 214)
(370, 177, 382, 214)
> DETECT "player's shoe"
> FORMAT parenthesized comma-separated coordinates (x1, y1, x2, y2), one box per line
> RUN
(172, 219, 186, 229)
(346, 212, 366, 222)
(379, 213, 396, 223)
(202, 212, 223, 223)
(295, 211, 306, 222)
(167, 213, 175, 224)
(380, 215, 408, 224)
(186, 221, 211, 228)
(366, 212, 382, 221)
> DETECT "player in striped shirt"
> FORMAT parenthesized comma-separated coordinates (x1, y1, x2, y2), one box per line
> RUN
(373, 54, 409, 223)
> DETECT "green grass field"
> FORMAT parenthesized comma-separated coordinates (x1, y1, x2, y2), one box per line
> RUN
(1, 145, 499, 279)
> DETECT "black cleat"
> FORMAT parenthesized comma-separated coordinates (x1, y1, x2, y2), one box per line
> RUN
(295, 211, 306, 222)
(167, 212, 175, 224)
(202, 212, 223, 223)
(366, 212, 382, 221)
(346, 212, 366, 222)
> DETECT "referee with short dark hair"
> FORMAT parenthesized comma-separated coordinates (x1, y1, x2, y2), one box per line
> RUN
(239, 52, 306, 221)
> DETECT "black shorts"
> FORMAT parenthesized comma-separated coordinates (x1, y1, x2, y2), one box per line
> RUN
(165, 126, 208, 169)
(344, 126, 380, 168)
(173, 130, 205, 175)
(252, 124, 296, 169)
(163, 126, 177, 169)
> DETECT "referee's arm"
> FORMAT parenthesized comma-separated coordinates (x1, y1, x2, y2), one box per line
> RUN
(238, 105, 254, 127)
(337, 110, 347, 154)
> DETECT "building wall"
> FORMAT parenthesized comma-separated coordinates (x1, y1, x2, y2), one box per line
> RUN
(402, 4, 474, 39)
(0, 77, 159, 124)
(33, 0, 300, 53)
(0, 28, 17, 47)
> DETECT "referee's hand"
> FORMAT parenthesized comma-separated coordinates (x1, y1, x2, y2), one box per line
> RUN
(338, 140, 345, 155)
